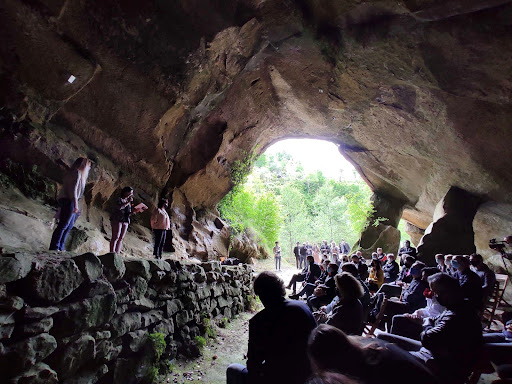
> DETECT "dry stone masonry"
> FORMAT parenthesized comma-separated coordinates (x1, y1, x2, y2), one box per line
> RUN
(0, 252, 253, 384)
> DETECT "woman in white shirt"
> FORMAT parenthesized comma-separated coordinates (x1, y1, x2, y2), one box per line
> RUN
(151, 198, 170, 259)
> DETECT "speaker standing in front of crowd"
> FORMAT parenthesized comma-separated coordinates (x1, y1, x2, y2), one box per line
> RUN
(151, 198, 170, 259)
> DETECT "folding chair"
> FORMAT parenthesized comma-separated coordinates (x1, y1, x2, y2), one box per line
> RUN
(363, 297, 388, 337)
(484, 273, 511, 330)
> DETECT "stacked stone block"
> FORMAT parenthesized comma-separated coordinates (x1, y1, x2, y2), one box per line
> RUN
(0, 252, 253, 384)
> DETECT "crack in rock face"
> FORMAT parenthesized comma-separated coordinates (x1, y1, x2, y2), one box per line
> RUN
(0, 0, 511, 264)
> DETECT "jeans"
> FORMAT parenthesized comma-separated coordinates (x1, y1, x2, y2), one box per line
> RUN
(153, 229, 167, 259)
(226, 363, 248, 384)
(299, 256, 306, 269)
(275, 257, 281, 270)
(49, 198, 77, 251)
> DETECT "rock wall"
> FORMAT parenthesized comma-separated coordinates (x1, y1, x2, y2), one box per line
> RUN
(0, 252, 253, 384)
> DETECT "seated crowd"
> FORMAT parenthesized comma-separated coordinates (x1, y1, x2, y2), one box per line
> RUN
(228, 239, 509, 384)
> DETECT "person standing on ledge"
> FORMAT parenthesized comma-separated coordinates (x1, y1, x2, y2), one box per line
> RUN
(109, 186, 145, 254)
(150, 198, 170, 259)
(226, 271, 316, 384)
(49, 157, 92, 251)
(273, 241, 281, 271)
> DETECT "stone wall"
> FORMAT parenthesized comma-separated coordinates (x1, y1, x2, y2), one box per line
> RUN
(0, 252, 253, 384)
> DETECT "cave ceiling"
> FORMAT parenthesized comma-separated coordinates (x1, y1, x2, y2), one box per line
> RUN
(1, 0, 512, 236)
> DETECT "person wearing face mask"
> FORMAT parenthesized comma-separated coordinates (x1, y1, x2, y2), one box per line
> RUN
(376, 255, 416, 299)
(350, 253, 369, 281)
(383, 261, 429, 329)
(452, 255, 484, 311)
(469, 253, 496, 300)
(378, 272, 483, 384)
(307, 263, 339, 311)
(383, 253, 400, 283)
(435, 254, 446, 273)
(444, 254, 455, 276)
(389, 267, 446, 340)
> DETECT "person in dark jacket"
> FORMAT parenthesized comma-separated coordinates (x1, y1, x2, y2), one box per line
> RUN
(286, 264, 308, 295)
(227, 272, 316, 384)
(378, 273, 483, 384)
(300, 243, 308, 269)
(469, 253, 496, 300)
(308, 325, 437, 384)
(398, 240, 417, 264)
(293, 242, 301, 269)
(325, 272, 364, 335)
(290, 256, 322, 299)
(382, 253, 400, 283)
(452, 255, 484, 311)
(377, 255, 416, 299)
(383, 261, 428, 329)
(350, 253, 369, 281)
(307, 263, 339, 312)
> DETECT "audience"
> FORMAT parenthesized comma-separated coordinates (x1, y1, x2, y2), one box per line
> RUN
(382, 253, 399, 283)
(290, 256, 322, 300)
(469, 253, 496, 300)
(398, 240, 417, 264)
(378, 273, 483, 384)
(308, 325, 436, 384)
(434, 254, 446, 273)
(226, 271, 316, 384)
(389, 267, 444, 340)
(307, 263, 339, 312)
(367, 259, 384, 292)
(452, 255, 484, 311)
(350, 253, 369, 281)
(377, 255, 415, 298)
(323, 272, 364, 335)
(382, 261, 428, 329)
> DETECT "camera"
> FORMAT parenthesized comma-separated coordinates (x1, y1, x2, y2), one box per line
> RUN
(489, 238, 506, 251)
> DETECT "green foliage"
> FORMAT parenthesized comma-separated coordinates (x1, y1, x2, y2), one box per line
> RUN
(218, 317, 229, 328)
(204, 317, 217, 338)
(145, 366, 159, 383)
(218, 148, 374, 257)
(247, 294, 262, 312)
(148, 332, 166, 360)
(194, 335, 207, 349)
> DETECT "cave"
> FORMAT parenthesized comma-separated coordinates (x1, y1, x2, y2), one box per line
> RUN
(1, 0, 512, 382)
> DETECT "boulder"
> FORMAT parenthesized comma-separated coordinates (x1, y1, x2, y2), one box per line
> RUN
(0, 333, 57, 377)
(52, 293, 116, 338)
(175, 310, 192, 328)
(51, 335, 96, 379)
(0, 296, 24, 311)
(152, 318, 174, 336)
(417, 187, 483, 265)
(124, 259, 151, 281)
(10, 363, 58, 384)
(0, 253, 33, 284)
(14, 317, 53, 338)
(72, 253, 103, 282)
(109, 312, 142, 338)
(166, 299, 183, 317)
(140, 310, 164, 328)
(62, 364, 108, 384)
(97, 254, 126, 282)
(23, 258, 84, 304)
(22, 306, 59, 320)
(124, 330, 147, 354)
(95, 339, 122, 363)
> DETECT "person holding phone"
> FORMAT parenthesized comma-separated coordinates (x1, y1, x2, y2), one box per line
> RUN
(109, 186, 146, 254)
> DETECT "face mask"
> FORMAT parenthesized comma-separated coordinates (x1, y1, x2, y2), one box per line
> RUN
(436, 259, 443, 265)
(451, 260, 459, 269)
